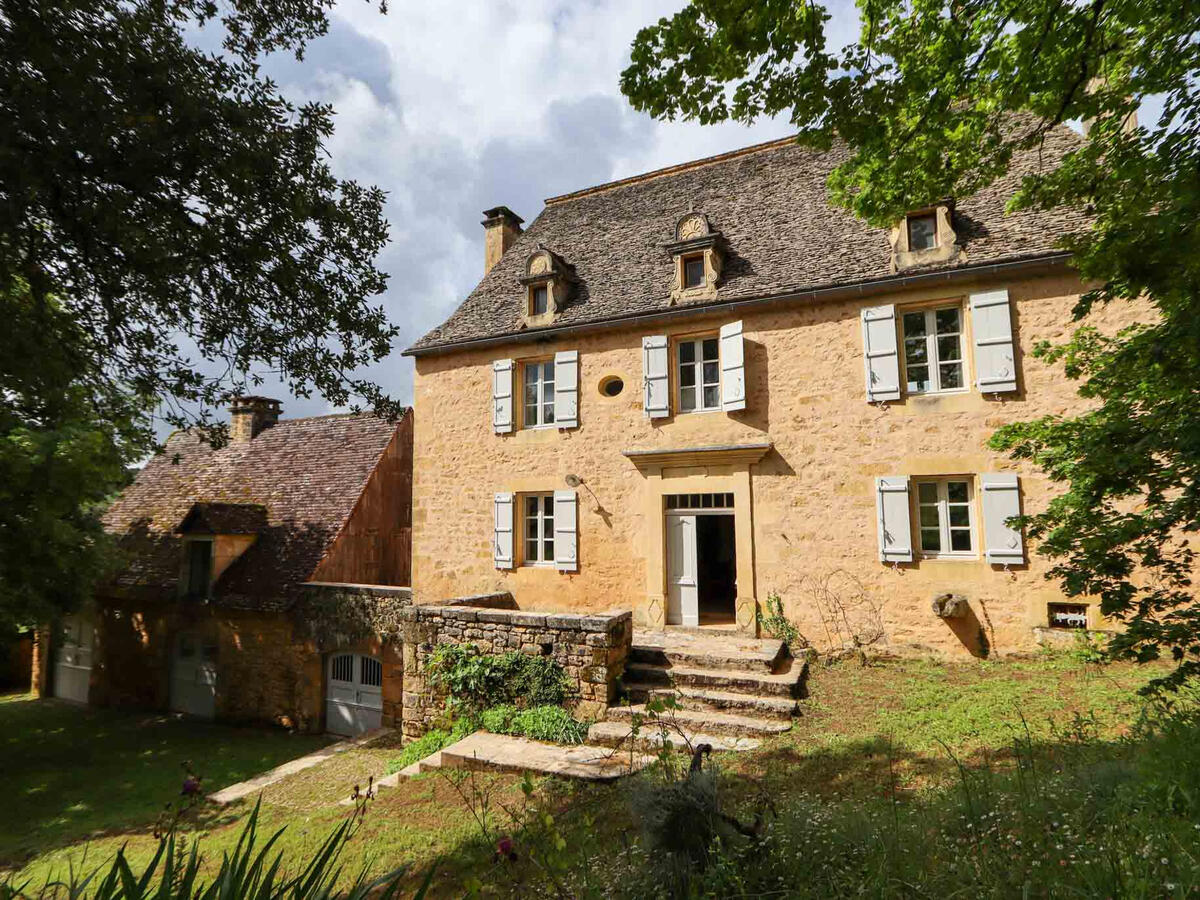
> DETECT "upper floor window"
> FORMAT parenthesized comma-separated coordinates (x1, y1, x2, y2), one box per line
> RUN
(522, 360, 555, 428)
(531, 285, 549, 316)
(522, 493, 555, 565)
(916, 478, 975, 556)
(678, 337, 720, 412)
(683, 255, 705, 289)
(907, 213, 938, 251)
(185, 540, 213, 599)
(902, 305, 965, 394)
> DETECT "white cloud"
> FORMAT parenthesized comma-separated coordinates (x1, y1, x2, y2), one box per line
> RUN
(194, 0, 862, 426)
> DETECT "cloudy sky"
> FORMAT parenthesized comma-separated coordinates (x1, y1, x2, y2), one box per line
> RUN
(212, 0, 860, 423)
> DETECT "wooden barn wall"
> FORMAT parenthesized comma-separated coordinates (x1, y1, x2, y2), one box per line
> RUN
(312, 413, 413, 587)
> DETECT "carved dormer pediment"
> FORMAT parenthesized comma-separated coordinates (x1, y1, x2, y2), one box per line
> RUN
(664, 211, 724, 303)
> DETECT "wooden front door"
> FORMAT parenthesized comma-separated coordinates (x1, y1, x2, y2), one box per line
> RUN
(170, 631, 217, 719)
(666, 514, 699, 626)
(53, 614, 94, 704)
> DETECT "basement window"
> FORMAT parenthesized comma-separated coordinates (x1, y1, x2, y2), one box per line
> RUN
(1048, 602, 1088, 629)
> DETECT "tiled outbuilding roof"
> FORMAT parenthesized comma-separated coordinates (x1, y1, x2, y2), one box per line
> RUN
(407, 130, 1088, 354)
(176, 502, 268, 535)
(102, 412, 405, 610)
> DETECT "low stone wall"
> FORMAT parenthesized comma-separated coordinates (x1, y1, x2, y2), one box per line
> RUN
(399, 604, 632, 740)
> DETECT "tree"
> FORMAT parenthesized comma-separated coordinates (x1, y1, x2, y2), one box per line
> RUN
(622, 0, 1200, 688)
(0, 0, 397, 626)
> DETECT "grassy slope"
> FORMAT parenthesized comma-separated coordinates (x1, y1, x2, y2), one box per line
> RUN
(2, 652, 1173, 895)
(0, 693, 329, 869)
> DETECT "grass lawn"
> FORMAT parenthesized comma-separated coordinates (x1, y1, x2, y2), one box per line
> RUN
(0, 693, 330, 869)
(2, 651, 1177, 895)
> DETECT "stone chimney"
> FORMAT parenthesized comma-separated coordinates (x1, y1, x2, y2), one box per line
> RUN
(482, 206, 524, 274)
(229, 396, 282, 443)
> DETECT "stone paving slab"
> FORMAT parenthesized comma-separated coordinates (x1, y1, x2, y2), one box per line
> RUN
(437, 733, 654, 782)
(209, 727, 394, 805)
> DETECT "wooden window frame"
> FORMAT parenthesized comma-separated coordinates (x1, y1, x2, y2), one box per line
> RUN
(900, 303, 969, 395)
(521, 492, 556, 566)
(914, 477, 977, 558)
(530, 284, 550, 317)
(675, 334, 721, 414)
(682, 254, 706, 289)
(907, 212, 939, 251)
(520, 358, 556, 429)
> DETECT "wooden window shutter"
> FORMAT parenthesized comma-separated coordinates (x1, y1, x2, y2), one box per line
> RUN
(554, 350, 579, 429)
(642, 335, 669, 418)
(493, 492, 514, 569)
(492, 359, 514, 434)
(970, 289, 1017, 393)
(553, 490, 578, 572)
(862, 305, 901, 402)
(980, 473, 1025, 563)
(875, 475, 913, 562)
(719, 320, 746, 411)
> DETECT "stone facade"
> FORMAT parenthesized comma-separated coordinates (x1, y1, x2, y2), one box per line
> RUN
(399, 602, 632, 739)
(410, 269, 1149, 659)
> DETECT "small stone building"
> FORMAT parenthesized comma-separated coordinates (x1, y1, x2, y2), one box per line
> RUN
(33, 398, 414, 735)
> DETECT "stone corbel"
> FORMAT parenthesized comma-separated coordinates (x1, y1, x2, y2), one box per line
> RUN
(890, 201, 963, 272)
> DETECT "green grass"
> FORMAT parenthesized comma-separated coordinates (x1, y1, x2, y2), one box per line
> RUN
(0, 693, 330, 868)
(1, 653, 1179, 896)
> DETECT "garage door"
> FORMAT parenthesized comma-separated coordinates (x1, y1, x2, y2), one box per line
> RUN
(170, 631, 217, 719)
(326, 652, 383, 736)
(53, 614, 94, 704)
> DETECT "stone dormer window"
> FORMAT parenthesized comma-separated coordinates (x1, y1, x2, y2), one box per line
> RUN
(891, 200, 960, 271)
(666, 212, 723, 303)
(520, 246, 573, 326)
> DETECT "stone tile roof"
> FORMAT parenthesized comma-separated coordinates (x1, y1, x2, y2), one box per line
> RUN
(176, 502, 268, 535)
(102, 412, 406, 610)
(408, 130, 1088, 354)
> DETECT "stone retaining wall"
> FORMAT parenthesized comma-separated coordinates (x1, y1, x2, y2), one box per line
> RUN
(399, 604, 632, 740)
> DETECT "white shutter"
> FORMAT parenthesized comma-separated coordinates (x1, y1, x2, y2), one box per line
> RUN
(875, 476, 913, 563)
(493, 492, 514, 569)
(554, 350, 579, 429)
(970, 289, 1017, 393)
(492, 360, 514, 434)
(719, 320, 746, 411)
(980, 473, 1024, 563)
(862, 305, 901, 402)
(642, 335, 669, 418)
(553, 490, 578, 572)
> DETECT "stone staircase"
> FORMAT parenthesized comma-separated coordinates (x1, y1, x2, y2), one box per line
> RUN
(587, 629, 808, 754)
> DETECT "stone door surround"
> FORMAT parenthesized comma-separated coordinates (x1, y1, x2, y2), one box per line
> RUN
(623, 442, 772, 635)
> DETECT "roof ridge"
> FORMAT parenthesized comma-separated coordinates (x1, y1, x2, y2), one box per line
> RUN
(543, 135, 799, 205)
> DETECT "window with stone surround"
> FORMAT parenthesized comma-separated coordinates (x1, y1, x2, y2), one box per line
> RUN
(522, 493, 555, 565)
(530, 284, 549, 317)
(683, 254, 705, 289)
(677, 335, 721, 413)
(915, 478, 976, 557)
(521, 359, 555, 428)
(907, 212, 938, 251)
(902, 305, 966, 394)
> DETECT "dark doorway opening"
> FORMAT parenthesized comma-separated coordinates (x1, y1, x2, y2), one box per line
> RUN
(696, 514, 736, 625)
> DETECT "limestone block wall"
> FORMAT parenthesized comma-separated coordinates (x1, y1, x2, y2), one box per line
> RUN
(399, 605, 632, 740)
(411, 269, 1153, 658)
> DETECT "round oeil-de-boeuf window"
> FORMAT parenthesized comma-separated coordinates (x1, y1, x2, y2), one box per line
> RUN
(599, 376, 624, 397)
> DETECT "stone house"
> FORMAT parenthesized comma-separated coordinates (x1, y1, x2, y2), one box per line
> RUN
(33, 398, 414, 735)
(404, 132, 1136, 660)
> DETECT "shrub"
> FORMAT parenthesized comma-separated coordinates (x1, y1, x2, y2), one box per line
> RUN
(479, 703, 589, 745)
(425, 644, 572, 712)
(757, 592, 808, 651)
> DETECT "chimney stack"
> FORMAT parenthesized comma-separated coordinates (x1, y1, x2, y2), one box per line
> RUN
(229, 396, 282, 443)
(481, 206, 524, 274)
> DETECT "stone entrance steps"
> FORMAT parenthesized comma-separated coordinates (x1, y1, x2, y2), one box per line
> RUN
(588, 629, 807, 754)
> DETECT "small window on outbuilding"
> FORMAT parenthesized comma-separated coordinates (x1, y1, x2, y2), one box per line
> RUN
(907, 213, 938, 251)
(186, 540, 213, 599)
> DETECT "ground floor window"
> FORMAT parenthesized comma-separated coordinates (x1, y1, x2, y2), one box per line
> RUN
(522, 493, 555, 565)
(916, 478, 975, 556)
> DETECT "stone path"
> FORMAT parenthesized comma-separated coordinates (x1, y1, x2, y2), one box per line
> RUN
(209, 727, 394, 805)
(434, 732, 655, 781)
